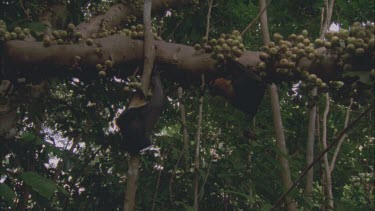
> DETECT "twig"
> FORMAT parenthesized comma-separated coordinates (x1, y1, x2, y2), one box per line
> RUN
(240, 0, 272, 36)
(205, 0, 214, 39)
(319, 0, 335, 39)
(329, 98, 353, 172)
(169, 88, 190, 205)
(165, 18, 184, 41)
(19, 0, 33, 21)
(194, 74, 205, 211)
(199, 157, 213, 196)
(271, 104, 374, 210)
(63, 148, 101, 210)
(168, 145, 185, 206)
(152, 147, 170, 211)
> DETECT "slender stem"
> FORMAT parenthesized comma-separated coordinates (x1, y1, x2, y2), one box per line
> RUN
(304, 88, 317, 211)
(205, 0, 214, 39)
(329, 98, 353, 172)
(178, 87, 190, 168)
(194, 74, 205, 211)
(271, 105, 373, 210)
(258, 0, 296, 209)
(321, 93, 334, 210)
(124, 1, 155, 210)
(241, 0, 272, 36)
(152, 148, 170, 211)
(19, 0, 33, 21)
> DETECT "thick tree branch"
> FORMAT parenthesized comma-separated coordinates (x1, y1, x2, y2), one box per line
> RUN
(3, 36, 218, 80)
(38, 3, 68, 31)
(3, 36, 337, 88)
(76, 0, 194, 37)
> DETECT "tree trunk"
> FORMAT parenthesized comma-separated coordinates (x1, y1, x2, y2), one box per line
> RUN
(319, 0, 335, 39)
(178, 87, 190, 168)
(194, 74, 205, 211)
(318, 2, 335, 209)
(124, 1, 155, 210)
(321, 93, 333, 210)
(259, 0, 297, 210)
(304, 88, 317, 211)
(329, 99, 352, 172)
(269, 85, 297, 211)
(123, 155, 140, 211)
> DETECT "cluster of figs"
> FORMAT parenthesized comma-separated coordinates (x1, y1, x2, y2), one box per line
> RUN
(194, 30, 245, 62)
(118, 24, 162, 41)
(44, 24, 83, 46)
(86, 23, 162, 45)
(0, 20, 30, 41)
(256, 22, 374, 103)
(0, 22, 84, 47)
(95, 59, 114, 78)
(122, 76, 143, 94)
(85, 2, 111, 17)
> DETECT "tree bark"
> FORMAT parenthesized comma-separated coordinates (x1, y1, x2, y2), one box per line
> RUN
(124, 1, 155, 210)
(123, 155, 140, 211)
(304, 88, 317, 211)
(321, 93, 333, 210)
(329, 99, 352, 172)
(194, 74, 205, 211)
(178, 87, 190, 168)
(319, 0, 335, 39)
(269, 85, 297, 211)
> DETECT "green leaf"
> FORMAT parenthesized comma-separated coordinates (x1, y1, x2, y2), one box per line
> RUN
(44, 143, 63, 156)
(223, 189, 250, 199)
(27, 22, 48, 35)
(342, 71, 371, 84)
(21, 133, 44, 145)
(288, 188, 299, 198)
(261, 203, 272, 211)
(21, 133, 36, 142)
(198, 169, 206, 178)
(185, 206, 195, 211)
(0, 183, 15, 206)
(21, 172, 67, 199)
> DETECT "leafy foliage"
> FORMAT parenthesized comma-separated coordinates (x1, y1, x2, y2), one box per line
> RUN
(0, 0, 374, 210)
(20, 172, 67, 199)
